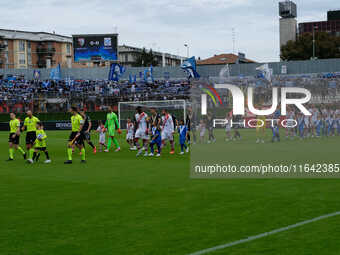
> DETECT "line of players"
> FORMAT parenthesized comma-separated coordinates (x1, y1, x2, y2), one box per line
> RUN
(187, 105, 340, 144)
(105, 106, 190, 157)
(7, 105, 192, 163)
(73, 106, 190, 159)
(7, 105, 340, 163)
(253, 105, 340, 142)
(284, 105, 340, 140)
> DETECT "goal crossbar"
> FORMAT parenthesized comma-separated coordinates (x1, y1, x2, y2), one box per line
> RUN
(118, 100, 186, 129)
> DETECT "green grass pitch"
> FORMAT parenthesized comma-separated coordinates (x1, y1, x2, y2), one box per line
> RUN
(0, 129, 340, 255)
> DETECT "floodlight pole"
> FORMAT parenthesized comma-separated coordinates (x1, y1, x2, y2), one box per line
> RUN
(184, 44, 189, 58)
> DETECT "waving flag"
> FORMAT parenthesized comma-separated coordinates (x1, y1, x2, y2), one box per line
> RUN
(33, 70, 41, 79)
(181, 57, 200, 79)
(49, 64, 61, 80)
(256, 64, 272, 82)
(65, 77, 74, 87)
(144, 66, 154, 83)
(42, 80, 50, 88)
(129, 74, 137, 84)
(108, 63, 125, 81)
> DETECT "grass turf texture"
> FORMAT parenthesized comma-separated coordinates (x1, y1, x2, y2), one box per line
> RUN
(0, 129, 340, 255)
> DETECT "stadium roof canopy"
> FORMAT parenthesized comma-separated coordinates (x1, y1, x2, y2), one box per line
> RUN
(0, 29, 72, 43)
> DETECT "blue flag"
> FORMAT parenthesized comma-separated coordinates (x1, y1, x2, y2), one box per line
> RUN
(42, 81, 50, 88)
(181, 57, 200, 79)
(33, 70, 40, 79)
(7, 75, 16, 81)
(144, 66, 154, 83)
(324, 73, 335, 79)
(255, 64, 272, 82)
(49, 64, 61, 80)
(65, 77, 74, 87)
(108, 63, 125, 81)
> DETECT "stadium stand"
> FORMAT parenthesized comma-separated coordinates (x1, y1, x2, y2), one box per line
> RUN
(0, 78, 191, 113)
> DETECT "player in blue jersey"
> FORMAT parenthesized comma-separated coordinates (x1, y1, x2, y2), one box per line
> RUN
(327, 114, 335, 136)
(271, 120, 280, 143)
(148, 124, 162, 157)
(336, 113, 340, 136)
(322, 114, 328, 137)
(315, 115, 323, 138)
(297, 113, 305, 139)
(178, 120, 189, 155)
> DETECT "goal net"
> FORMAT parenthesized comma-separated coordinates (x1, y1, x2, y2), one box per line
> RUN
(118, 100, 187, 129)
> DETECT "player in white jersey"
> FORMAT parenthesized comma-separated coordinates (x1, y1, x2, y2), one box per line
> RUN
(135, 106, 150, 156)
(321, 108, 328, 118)
(335, 109, 340, 116)
(310, 106, 318, 137)
(96, 120, 107, 152)
(126, 118, 135, 150)
(225, 114, 232, 142)
(198, 119, 206, 143)
(161, 109, 175, 154)
(285, 109, 296, 139)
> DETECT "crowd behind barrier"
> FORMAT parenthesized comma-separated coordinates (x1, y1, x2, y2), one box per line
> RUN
(0, 79, 191, 113)
(1, 73, 340, 114)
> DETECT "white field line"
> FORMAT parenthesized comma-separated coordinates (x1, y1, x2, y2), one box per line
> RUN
(188, 211, 340, 255)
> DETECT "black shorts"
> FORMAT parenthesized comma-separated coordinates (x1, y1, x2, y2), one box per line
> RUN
(35, 147, 47, 151)
(9, 133, 20, 145)
(69, 132, 84, 145)
(26, 131, 37, 145)
(82, 132, 91, 141)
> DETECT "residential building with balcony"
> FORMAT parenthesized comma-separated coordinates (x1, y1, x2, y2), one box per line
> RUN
(0, 29, 72, 69)
(0, 29, 184, 69)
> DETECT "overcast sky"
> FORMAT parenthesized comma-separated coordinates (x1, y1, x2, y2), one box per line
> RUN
(1, 0, 338, 62)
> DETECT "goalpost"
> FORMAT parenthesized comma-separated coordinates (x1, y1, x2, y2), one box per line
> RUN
(118, 100, 187, 129)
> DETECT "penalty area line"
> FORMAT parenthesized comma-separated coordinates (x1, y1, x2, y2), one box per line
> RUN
(187, 211, 340, 255)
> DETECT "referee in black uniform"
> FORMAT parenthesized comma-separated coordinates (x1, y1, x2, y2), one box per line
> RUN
(79, 109, 97, 154)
